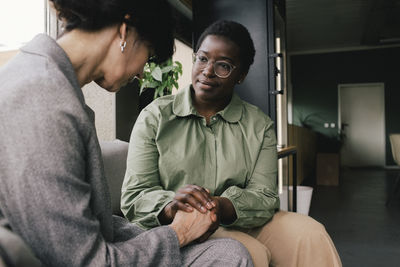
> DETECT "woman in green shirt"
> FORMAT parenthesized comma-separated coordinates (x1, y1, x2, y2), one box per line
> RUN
(121, 20, 342, 267)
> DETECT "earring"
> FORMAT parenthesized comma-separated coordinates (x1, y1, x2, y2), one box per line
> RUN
(120, 40, 127, 53)
(237, 80, 242, 84)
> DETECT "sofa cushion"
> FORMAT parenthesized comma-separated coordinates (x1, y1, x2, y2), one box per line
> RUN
(99, 139, 129, 216)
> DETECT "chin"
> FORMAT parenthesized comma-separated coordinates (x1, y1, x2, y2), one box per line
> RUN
(105, 85, 120, 93)
(195, 90, 217, 102)
(95, 79, 119, 93)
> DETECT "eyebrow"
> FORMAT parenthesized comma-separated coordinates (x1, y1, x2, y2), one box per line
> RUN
(197, 50, 235, 63)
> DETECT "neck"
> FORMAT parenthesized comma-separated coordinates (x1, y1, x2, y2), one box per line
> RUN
(192, 92, 232, 123)
(56, 27, 118, 87)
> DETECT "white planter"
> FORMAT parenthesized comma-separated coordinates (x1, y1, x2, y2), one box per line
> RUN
(279, 186, 314, 215)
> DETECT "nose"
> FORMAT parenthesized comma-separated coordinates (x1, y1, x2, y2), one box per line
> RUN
(202, 62, 215, 77)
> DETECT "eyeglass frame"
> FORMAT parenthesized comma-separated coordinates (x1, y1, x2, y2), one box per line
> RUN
(192, 52, 237, 78)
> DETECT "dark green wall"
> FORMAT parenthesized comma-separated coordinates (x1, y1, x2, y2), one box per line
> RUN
(290, 47, 400, 165)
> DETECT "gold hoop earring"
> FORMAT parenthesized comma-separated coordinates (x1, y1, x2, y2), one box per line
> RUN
(120, 40, 127, 53)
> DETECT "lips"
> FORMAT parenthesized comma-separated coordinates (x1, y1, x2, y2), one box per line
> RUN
(197, 79, 218, 89)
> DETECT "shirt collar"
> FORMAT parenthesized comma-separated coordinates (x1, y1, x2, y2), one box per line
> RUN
(172, 85, 243, 123)
(172, 85, 197, 116)
(218, 93, 243, 123)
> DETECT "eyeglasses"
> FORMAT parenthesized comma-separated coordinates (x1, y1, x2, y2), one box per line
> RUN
(192, 53, 236, 78)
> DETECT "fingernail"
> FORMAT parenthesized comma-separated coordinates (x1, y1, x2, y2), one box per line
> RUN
(206, 202, 212, 209)
(200, 206, 206, 212)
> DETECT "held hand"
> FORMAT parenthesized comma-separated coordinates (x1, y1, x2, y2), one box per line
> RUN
(158, 185, 216, 225)
(196, 196, 238, 242)
(169, 209, 215, 247)
(195, 197, 221, 243)
(174, 185, 216, 213)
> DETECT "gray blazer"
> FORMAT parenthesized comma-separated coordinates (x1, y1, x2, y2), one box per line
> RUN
(0, 34, 182, 266)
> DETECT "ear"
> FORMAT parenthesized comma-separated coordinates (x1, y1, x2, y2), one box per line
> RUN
(237, 72, 248, 84)
(119, 14, 132, 40)
(119, 22, 128, 41)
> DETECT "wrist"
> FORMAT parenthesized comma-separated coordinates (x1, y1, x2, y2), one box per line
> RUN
(169, 223, 188, 247)
(158, 202, 174, 225)
(214, 196, 236, 225)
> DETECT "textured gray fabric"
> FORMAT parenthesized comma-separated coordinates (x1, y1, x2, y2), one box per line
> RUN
(181, 238, 253, 267)
(0, 33, 181, 267)
(0, 226, 41, 267)
(0, 34, 253, 267)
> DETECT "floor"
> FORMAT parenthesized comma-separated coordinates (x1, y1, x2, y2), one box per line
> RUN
(309, 168, 400, 267)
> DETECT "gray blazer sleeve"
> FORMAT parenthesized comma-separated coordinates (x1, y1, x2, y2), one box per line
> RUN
(0, 75, 181, 266)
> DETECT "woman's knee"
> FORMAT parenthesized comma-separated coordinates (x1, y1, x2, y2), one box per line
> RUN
(250, 211, 329, 246)
(211, 228, 270, 267)
(271, 211, 326, 235)
(209, 238, 254, 266)
(182, 238, 253, 267)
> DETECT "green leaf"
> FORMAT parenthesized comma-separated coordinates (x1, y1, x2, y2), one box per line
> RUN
(142, 59, 183, 99)
(149, 62, 156, 69)
(151, 66, 162, 81)
(161, 65, 174, 73)
(147, 81, 158, 88)
(140, 80, 149, 91)
(175, 61, 182, 68)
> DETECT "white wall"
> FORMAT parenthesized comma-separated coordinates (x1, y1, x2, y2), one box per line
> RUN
(172, 39, 193, 93)
(82, 82, 116, 141)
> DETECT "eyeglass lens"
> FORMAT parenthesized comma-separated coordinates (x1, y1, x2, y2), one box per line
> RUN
(194, 54, 233, 78)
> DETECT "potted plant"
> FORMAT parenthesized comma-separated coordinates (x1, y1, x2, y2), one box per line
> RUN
(139, 58, 182, 110)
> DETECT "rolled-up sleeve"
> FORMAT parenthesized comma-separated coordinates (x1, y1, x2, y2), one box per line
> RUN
(121, 109, 175, 229)
(221, 123, 280, 228)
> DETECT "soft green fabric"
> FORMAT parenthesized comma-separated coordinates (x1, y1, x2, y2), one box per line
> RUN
(121, 85, 279, 229)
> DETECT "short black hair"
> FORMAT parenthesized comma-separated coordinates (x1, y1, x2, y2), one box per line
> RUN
(50, 0, 175, 63)
(195, 20, 255, 73)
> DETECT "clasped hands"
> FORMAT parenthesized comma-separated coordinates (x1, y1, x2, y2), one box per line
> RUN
(162, 185, 222, 246)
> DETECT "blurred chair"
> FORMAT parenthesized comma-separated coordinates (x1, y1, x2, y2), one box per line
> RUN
(386, 134, 400, 206)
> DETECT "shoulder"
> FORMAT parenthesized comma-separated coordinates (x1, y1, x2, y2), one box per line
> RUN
(0, 50, 91, 139)
(240, 99, 274, 129)
(140, 94, 176, 119)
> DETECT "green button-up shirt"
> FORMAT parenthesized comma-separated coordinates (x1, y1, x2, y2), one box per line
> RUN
(121, 85, 279, 229)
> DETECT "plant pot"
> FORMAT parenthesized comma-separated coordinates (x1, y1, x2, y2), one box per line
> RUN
(279, 186, 314, 215)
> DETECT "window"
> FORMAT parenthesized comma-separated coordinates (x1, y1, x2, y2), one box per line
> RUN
(0, 0, 46, 66)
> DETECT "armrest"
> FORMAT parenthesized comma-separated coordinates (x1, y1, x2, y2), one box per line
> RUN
(99, 139, 129, 216)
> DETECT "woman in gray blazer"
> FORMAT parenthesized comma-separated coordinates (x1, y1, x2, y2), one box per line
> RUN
(0, 0, 253, 266)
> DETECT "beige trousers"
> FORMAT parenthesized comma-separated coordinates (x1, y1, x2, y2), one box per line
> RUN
(210, 211, 342, 267)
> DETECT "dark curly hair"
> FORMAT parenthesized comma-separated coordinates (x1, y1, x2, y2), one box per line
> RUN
(195, 20, 255, 73)
(50, 0, 175, 63)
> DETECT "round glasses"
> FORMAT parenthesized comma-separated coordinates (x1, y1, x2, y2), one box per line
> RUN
(193, 53, 236, 78)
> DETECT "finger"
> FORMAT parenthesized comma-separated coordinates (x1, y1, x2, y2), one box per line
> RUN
(210, 211, 217, 222)
(171, 200, 193, 212)
(204, 188, 217, 208)
(176, 187, 211, 212)
(175, 192, 207, 213)
(179, 185, 214, 207)
(188, 185, 214, 210)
